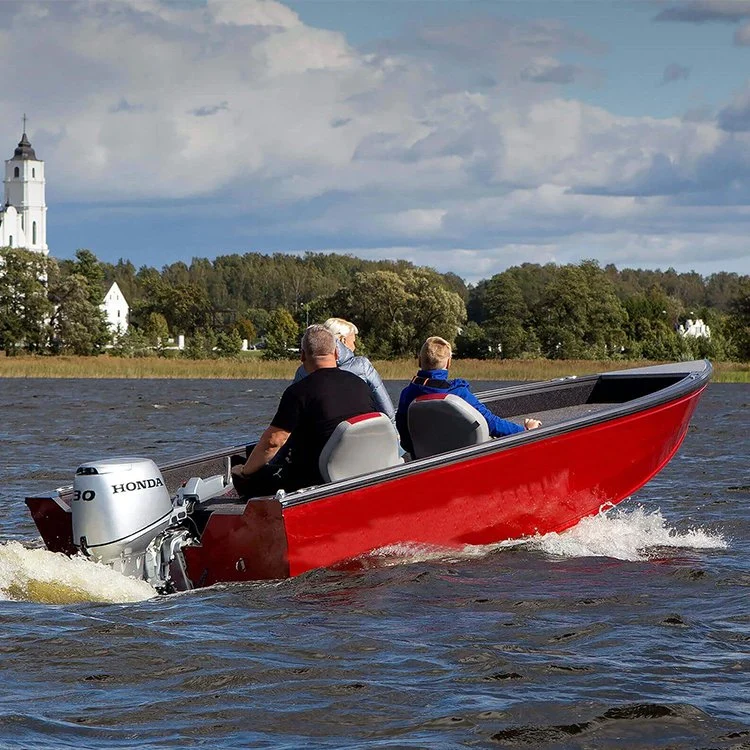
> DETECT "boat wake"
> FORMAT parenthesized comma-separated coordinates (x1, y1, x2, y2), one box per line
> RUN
(0, 541, 157, 604)
(526, 505, 727, 561)
(1, 507, 728, 603)
(363, 506, 728, 568)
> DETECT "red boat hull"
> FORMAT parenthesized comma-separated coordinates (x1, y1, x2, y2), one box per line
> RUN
(182, 385, 703, 584)
(26, 362, 711, 589)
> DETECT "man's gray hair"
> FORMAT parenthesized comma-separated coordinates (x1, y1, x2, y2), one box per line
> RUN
(301, 324, 337, 357)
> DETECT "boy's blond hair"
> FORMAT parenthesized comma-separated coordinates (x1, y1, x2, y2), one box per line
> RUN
(419, 336, 452, 370)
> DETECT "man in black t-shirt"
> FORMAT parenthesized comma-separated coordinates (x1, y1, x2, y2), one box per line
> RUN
(231, 325, 375, 498)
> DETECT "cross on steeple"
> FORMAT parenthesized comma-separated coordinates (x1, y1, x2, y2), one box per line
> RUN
(22, 114, 27, 134)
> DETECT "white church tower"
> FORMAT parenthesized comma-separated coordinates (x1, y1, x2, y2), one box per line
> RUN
(1, 117, 48, 255)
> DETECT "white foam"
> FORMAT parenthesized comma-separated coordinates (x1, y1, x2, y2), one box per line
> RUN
(0, 541, 157, 604)
(363, 506, 727, 567)
(527, 505, 728, 562)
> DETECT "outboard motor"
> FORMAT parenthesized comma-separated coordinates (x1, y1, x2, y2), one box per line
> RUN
(73, 458, 177, 583)
(71, 456, 229, 591)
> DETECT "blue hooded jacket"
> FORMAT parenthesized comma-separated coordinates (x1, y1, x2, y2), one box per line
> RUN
(294, 340, 396, 422)
(396, 368, 524, 454)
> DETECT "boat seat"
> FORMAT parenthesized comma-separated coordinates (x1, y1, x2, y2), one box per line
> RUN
(408, 393, 491, 459)
(319, 412, 403, 483)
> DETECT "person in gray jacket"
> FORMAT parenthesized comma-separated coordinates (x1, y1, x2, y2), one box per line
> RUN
(294, 318, 396, 422)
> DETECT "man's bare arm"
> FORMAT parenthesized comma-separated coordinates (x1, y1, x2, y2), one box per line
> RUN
(232, 425, 291, 479)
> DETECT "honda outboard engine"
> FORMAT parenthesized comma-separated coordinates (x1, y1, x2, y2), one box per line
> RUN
(71, 456, 228, 592)
(73, 458, 179, 584)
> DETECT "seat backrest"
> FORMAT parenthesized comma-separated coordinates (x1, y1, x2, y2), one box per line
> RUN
(407, 393, 490, 459)
(319, 412, 402, 483)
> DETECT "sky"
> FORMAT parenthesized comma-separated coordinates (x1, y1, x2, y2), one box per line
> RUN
(4, 0, 750, 283)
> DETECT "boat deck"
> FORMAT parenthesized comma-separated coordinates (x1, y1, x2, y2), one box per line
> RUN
(514, 401, 616, 428)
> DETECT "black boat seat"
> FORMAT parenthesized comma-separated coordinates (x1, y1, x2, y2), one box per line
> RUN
(408, 393, 491, 458)
(319, 412, 403, 482)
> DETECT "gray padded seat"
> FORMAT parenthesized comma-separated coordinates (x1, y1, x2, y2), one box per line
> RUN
(319, 412, 403, 482)
(408, 393, 491, 459)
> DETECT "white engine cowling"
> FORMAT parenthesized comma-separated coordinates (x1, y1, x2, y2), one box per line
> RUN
(72, 457, 173, 566)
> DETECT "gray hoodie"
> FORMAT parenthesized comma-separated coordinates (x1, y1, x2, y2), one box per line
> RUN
(294, 340, 396, 422)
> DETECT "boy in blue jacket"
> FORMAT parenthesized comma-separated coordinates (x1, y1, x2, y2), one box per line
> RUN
(396, 336, 541, 455)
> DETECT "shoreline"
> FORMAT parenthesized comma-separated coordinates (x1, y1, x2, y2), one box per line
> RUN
(0, 355, 746, 383)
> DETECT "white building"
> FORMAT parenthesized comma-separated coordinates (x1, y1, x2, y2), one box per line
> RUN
(0, 128, 48, 254)
(101, 281, 129, 337)
(678, 318, 711, 339)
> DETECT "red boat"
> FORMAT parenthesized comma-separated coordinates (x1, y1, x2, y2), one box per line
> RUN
(26, 359, 711, 592)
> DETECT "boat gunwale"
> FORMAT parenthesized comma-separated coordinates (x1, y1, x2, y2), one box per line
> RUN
(33, 360, 712, 511)
(276, 359, 713, 509)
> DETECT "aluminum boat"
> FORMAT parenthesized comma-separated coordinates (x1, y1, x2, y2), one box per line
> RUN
(26, 359, 712, 592)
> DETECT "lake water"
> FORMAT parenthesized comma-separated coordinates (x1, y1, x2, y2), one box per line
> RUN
(0, 378, 747, 749)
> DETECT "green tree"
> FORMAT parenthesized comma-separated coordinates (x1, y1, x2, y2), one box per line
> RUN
(49, 249, 111, 351)
(483, 272, 530, 358)
(726, 280, 750, 360)
(216, 329, 243, 358)
(235, 317, 257, 345)
(245, 308, 270, 338)
(109, 327, 152, 358)
(70, 249, 106, 305)
(536, 262, 628, 359)
(622, 284, 684, 359)
(404, 270, 467, 353)
(0, 247, 53, 355)
(137, 279, 212, 336)
(182, 328, 217, 359)
(321, 269, 465, 358)
(455, 321, 492, 359)
(49, 273, 111, 355)
(143, 312, 170, 349)
(324, 270, 410, 358)
(263, 308, 299, 360)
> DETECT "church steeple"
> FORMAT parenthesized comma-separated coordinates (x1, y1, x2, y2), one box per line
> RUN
(13, 132, 37, 161)
(2, 115, 48, 254)
(11, 115, 37, 160)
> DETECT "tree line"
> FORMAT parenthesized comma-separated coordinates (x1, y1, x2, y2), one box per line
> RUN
(1, 246, 748, 361)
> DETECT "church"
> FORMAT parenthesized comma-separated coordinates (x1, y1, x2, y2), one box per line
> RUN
(0, 126, 48, 254)
(1, 124, 129, 337)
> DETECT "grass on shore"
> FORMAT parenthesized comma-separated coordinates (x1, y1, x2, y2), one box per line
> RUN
(0, 354, 747, 382)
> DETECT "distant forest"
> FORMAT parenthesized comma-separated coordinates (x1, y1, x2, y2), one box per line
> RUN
(1, 246, 748, 361)
(100, 251, 750, 362)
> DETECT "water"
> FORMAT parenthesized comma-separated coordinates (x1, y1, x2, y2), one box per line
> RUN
(0, 378, 747, 749)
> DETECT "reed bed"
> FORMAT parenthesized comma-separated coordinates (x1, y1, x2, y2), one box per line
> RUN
(0, 354, 746, 382)
(0, 355, 299, 380)
(373, 358, 648, 381)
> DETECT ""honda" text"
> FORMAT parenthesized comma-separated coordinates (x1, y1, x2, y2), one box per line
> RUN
(111, 477, 164, 494)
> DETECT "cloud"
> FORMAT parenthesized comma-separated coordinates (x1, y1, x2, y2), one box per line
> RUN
(191, 102, 229, 118)
(109, 98, 143, 113)
(0, 0, 748, 277)
(373, 15, 604, 93)
(655, 1, 750, 23)
(734, 20, 750, 44)
(208, 0, 301, 28)
(520, 60, 581, 85)
(718, 85, 750, 131)
(661, 63, 690, 84)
